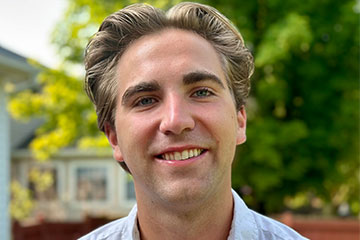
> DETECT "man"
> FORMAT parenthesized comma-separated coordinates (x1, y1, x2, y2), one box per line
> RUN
(80, 2, 308, 239)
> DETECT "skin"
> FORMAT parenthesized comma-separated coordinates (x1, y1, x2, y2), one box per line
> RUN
(105, 28, 247, 240)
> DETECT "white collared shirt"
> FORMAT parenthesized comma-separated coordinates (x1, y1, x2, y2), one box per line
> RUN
(79, 189, 308, 240)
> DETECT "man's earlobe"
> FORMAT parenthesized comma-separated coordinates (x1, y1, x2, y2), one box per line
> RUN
(104, 122, 124, 162)
(236, 107, 247, 145)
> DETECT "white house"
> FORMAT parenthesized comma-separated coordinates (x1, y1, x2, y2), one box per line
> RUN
(0, 45, 39, 240)
(12, 148, 136, 222)
(1, 46, 136, 235)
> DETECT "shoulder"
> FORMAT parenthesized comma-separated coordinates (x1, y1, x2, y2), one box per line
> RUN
(78, 205, 138, 240)
(78, 217, 129, 240)
(231, 189, 308, 240)
(250, 210, 309, 240)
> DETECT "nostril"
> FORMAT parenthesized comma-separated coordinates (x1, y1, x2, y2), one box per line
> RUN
(159, 115, 196, 135)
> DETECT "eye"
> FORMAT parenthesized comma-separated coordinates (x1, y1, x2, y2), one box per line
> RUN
(192, 88, 213, 98)
(134, 97, 157, 107)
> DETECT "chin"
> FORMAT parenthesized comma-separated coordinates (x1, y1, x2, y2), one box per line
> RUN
(157, 180, 213, 207)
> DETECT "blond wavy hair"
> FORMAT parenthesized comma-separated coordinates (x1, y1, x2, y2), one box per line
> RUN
(84, 2, 254, 172)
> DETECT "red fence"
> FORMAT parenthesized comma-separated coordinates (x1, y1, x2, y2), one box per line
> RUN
(12, 217, 111, 240)
(13, 214, 359, 240)
(279, 213, 360, 240)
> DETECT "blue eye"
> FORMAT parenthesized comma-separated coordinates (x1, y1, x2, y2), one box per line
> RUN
(193, 88, 212, 97)
(135, 97, 156, 107)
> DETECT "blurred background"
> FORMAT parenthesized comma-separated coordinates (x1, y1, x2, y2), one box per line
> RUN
(1, 0, 359, 239)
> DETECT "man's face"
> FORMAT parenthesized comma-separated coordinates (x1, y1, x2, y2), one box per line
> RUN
(105, 28, 246, 207)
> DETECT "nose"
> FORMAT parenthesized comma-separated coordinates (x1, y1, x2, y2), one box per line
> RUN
(159, 93, 195, 135)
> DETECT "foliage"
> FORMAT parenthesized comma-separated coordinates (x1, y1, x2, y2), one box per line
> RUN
(10, 181, 34, 220)
(8, 0, 359, 217)
(9, 64, 95, 161)
(209, 0, 359, 215)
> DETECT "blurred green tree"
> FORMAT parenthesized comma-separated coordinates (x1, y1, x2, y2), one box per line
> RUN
(9, 0, 359, 217)
(209, 0, 359, 215)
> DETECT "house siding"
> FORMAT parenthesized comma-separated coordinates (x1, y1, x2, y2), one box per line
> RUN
(0, 84, 11, 240)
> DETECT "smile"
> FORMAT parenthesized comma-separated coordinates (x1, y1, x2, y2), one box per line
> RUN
(157, 148, 206, 161)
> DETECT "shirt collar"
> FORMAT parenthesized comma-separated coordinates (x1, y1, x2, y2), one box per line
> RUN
(129, 189, 258, 240)
(228, 189, 258, 239)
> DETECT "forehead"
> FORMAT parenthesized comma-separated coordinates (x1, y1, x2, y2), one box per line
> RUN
(116, 28, 226, 90)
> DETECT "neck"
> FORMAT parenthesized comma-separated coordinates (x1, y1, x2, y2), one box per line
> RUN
(136, 187, 234, 240)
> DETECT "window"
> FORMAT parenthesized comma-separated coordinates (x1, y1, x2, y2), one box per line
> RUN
(117, 169, 137, 209)
(23, 161, 65, 202)
(70, 160, 115, 204)
(76, 167, 107, 201)
(125, 174, 136, 200)
(28, 167, 58, 201)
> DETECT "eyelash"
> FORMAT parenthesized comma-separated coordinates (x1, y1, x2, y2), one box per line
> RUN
(192, 88, 214, 98)
(132, 88, 214, 108)
(134, 97, 158, 107)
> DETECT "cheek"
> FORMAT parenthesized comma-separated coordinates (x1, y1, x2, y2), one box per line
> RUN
(198, 105, 238, 143)
(115, 116, 156, 153)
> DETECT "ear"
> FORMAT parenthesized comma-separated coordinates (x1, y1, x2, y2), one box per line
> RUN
(236, 107, 247, 145)
(104, 122, 124, 163)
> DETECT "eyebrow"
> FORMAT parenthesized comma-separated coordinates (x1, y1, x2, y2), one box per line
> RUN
(183, 71, 225, 89)
(120, 71, 225, 106)
(121, 80, 160, 106)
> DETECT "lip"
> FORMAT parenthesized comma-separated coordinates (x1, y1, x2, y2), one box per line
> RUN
(154, 145, 208, 166)
(155, 150, 208, 166)
(154, 145, 206, 156)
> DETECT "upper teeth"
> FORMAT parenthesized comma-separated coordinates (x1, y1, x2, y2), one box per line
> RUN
(162, 149, 203, 161)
